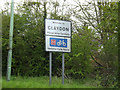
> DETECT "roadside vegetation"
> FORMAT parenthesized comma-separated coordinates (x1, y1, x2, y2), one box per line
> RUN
(2, 76, 101, 88)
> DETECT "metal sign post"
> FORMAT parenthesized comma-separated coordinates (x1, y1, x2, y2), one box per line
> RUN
(49, 52, 52, 85)
(62, 53, 64, 84)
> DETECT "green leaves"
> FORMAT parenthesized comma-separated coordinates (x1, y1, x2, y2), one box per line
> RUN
(2, 1, 48, 76)
(65, 26, 97, 79)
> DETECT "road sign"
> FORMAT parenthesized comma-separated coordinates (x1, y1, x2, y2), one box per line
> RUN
(45, 36, 71, 52)
(45, 19, 71, 37)
(45, 19, 72, 85)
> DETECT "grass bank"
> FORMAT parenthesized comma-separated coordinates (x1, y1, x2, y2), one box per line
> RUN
(2, 76, 100, 88)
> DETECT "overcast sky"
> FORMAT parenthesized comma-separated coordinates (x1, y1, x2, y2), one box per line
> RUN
(0, 0, 90, 11)
(0, 0, 118, 11)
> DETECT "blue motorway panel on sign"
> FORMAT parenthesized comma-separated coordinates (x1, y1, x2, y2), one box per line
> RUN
(50, 38, 67, 48)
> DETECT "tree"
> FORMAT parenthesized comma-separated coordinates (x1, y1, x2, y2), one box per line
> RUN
(2, 1, 49, 76)
(72, 0, 118, 87)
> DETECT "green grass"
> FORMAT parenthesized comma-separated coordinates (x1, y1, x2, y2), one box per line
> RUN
(2, 76, 100, 88)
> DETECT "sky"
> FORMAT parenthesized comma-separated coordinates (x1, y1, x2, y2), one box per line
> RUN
(0, 0, 119, 12)
(0, 0, 23, 11)
(0, 0, 89, 12)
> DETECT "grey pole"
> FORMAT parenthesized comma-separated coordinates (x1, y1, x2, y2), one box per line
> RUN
(49, 52, 52, 85)
(62, 53, 64, 84)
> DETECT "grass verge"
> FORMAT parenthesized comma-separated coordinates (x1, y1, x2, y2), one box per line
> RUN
(2, 76, 100, 88)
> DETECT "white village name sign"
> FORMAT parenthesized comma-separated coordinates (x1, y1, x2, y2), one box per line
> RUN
(45, 19, 71, 52)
